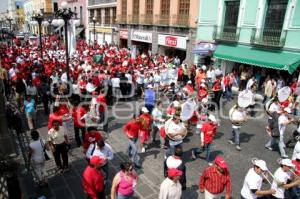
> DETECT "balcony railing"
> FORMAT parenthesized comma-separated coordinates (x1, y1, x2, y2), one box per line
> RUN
(155, 14, 170, 26)
(250, 28, 287, 48)
(117, 15, 127, 24)
(172, 14, 189, 27)
(128, 15, 139, 24)
(141, 14, 153, 25)
(213, 26, 241, 43)
(88, 0, 116, 6)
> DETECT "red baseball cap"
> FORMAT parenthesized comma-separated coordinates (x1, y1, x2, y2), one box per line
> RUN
(214, 156, 228, 169)
(90, 156, 106, 166)
(167, 168, 183, 177)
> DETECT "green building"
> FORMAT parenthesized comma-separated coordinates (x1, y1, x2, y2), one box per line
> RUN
(194, 0, 300, 77)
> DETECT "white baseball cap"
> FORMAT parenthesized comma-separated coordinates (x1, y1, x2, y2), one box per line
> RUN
(187, 80, 192, 84)
(202, 65, 207, 70)
(208, 115, 217, 123)
(280, 159, 295, 168)
(147, 84, 153, 89)
(141, 107, 149, 113)
(173, 101, 180, 107)
(283, 107, 292, 113)
(253, 159, 268, 171)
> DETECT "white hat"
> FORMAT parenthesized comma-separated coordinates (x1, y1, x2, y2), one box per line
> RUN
(208, 115, 217, 123)
(187, 80, 192, 84)
(141, 107, 149, 113)
(283, 107, 292, 113)
(200, 83, 206, 88)
(202, 65, 207, 70)
(147, 84, 153, 89)
(280, 159, 295, 168)
(173, 101, 180, 107)
(201, 98, 208, 104)
(295, 153, 300, 160)
(253, 159, 268, 171)
(201, 79, 206, 83)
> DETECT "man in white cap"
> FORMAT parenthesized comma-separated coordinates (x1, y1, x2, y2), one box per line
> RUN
(278, 107, 293, 158)
(271, 159, 298, 199)
(240, 159, 276, 199)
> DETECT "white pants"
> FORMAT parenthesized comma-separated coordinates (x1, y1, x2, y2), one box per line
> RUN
(33, 161, 47, 182)
(205, 190, 221, 199)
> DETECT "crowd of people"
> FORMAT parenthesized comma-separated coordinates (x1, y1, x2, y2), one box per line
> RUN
(1, 35, 300, 199)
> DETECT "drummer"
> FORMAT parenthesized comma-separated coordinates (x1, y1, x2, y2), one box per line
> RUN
(240, 159, 276, 199)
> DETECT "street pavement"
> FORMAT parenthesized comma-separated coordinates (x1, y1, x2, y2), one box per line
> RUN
(19, 97, 297, 199)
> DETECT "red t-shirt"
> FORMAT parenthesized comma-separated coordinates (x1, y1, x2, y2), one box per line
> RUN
(292, 160, 300, 176)
(48, 113, 63, 130)
(72, 106, 87, 128)
(82, 166, 104, 199)
(123, 120, 140, 138)
(139, 113, 152, 131)
(96, 94, 107, 113)
(201, 122, 217, 144)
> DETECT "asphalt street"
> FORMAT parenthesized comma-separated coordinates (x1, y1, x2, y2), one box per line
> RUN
(19, 97, 297, 199)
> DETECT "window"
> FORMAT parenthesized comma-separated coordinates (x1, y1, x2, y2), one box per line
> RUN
(161, 0, 170, 15)
(105, 8, 110, 25)
(121, 0, 127, 16)
(146, 0, 153, 15)
(178, 0, 190, 15)
(264, 0, 288, 29)
(133, 0, 139, 16)
(96, 9, 101, 23)
(224, 1, 240, 27)
(112, 7, 116, 24)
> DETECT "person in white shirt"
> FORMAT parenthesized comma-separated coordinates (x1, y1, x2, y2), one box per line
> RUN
(278, 108, 293, 158)
(86, 140, 114, 179)
(111, 74, 121, 101)
(240, 159, 275, 199)
(159, 168, 182, 199)
(292, 137, 300, 160)
(271, 159, 297, 199)
(152, 101, 165, 148)
(26, 81, 38, 97)
(228, 106, 247, 151)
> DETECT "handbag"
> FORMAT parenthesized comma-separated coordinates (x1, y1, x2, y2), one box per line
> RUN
(40, 139, 51, 161)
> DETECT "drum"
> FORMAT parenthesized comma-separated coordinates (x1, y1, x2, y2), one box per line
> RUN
(264, 98, 274, 118)
(229, 105, 246, 126)
(277, 86, 291, 102)
(238, 90, 253, 108)
(181, 99, 197, 121)
(165, 118, 187, 141)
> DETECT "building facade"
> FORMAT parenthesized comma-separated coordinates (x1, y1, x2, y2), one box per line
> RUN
(116, 0, 199, 64)
(24, 0, 34, 32)
(87, 0, 117, 44)
(195, 0, 300, 75)
(57, 0, 87, 38)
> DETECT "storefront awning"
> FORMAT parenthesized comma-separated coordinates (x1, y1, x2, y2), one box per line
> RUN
(193, 42, 217, 55)
(214, 44, 300, 74)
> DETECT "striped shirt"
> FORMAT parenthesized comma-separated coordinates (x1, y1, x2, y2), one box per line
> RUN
(199, 166, 232, 195)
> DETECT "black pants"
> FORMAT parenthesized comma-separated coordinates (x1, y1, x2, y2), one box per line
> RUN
(42, 94, 49, 114)
(74, 127, 86, 146)
(53, 142, 68, 169)
(213, 91, 222, 109)
(87, 191, 105, 199)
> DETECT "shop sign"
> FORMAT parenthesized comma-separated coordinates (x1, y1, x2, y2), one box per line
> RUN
(131, 31, 152, 43)
(90, 27, 112, 33)
(158, 34, 187, 49)
(119, 30, 128, 39)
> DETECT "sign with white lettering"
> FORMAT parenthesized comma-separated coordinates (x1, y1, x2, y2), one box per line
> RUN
(119, 30, 128, 39)
(131, 30, 152, 43)
(158, 34, 188, 49)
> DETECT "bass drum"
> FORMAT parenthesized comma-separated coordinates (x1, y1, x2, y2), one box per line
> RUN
(264, 98, 274, 118)
(229, 105, 246, 126)
(165, 118, 187, 141)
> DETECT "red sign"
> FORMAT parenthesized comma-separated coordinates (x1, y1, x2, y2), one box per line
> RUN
(120, 30, 128, 39)
(165, 36, 178, 47)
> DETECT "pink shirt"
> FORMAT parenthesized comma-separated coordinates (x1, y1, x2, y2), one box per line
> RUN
(117, 171, 135, 196)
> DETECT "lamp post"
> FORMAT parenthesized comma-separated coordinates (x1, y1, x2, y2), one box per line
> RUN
(92, 17, 96, 45)
(54, 1, 77, 81)
(6, 17, 13, 45)
(32, 9, 45, 60)
(48, 18, 53, 35)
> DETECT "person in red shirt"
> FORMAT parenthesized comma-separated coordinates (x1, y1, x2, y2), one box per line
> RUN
(82, 127, 103, 154)
(123, 115, 141, 168)
(48, 106, 63, 130)
(139, 107, 152, 153)
(184, 81, 194, 94)
(199, 156, 232, 199)
(212, 75, 223, 110)
(97, 89, 108, 133)
(192, 115, 218, 162)
(72, 103, 87, 147)
(82, 156, 106, 199)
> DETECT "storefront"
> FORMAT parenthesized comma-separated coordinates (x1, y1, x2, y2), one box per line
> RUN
(130, 30, 152, 55)
(193, 42, 217, 67)
(89, 27, 114, 45)
(158, 34, 188, 63)
(119, 29, 128, 48)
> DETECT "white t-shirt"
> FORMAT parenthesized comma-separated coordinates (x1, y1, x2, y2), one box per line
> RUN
(26, 86, 37, 96)
(111, 77, 120, 88)
(241, 168, 263, 199)
(152, 108, 164, 128)
(232, 110, 246, 129)
(278, 115, 288, 135)
(166, 155, 182, 169)
(29, 139, 45, 163)
(271, 167, 291, 199)
(292, 141, 300, 160)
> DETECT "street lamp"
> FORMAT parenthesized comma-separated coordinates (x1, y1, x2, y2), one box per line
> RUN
(92, 17, 96, 45)
(48, 18, 53, 35)
(32, 9, 45, 60)
(53, 1, 77, 81)
(6, 17, 13, 45)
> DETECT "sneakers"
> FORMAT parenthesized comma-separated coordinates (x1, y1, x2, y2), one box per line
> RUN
(191, 151, 196, 160)
(141, 147, 146, 153)
(228, 140, 234, 145)
(208, 162, 213, 166)
(265, 146, 273, 151)
(236, 145, 241, 151)
(281, 155, 289, 159)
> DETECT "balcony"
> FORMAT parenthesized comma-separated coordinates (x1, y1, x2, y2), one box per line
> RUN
(88, 0, 116, 6)
(117, 15, 127, 24)
(128, 15, 139, 24)
(172, 14, 189, 27)
(155, 14, 170, 26)
(213, 26, 241, 43)
(141, 14, 153, 25)
(250, 28, 287, 48)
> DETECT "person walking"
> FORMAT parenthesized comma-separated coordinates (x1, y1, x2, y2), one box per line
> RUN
(110, 162, 138, 199)
(23, 95, 37, 131)
(151, 101, 165, 147)
(28, 130, 48, 186)
(48, 120, 70, 173)
(139, 107, 152, 153)
(72, 102, 87, 147)
(159, 168, 182, 199)
(82, 156, 106, 199)
(82, 126, 103, 154)
(199, 156, 232, 199)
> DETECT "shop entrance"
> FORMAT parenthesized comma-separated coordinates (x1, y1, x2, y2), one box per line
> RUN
(131, 41, 151, 55)
(119, 39, 128, 48)
(158, 46, 186, 63)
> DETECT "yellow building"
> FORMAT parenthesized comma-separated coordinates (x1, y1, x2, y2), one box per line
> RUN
(15, 5, 25, 32)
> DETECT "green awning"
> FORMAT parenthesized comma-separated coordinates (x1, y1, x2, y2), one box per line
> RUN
(214, 44, 300, 74)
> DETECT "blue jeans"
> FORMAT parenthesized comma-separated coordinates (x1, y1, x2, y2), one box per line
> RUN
(117, 193, 133, 199)
(166, 144, 182, 158)
(192, 143, 212, 162)
(225, 87, 232, 101)
(127, 138, 141, 166)
(291, 186, 300, 198)
(230, 128, 240, 146)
